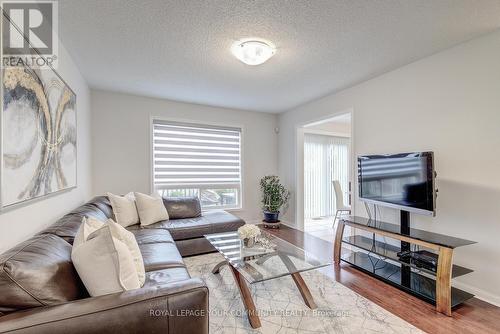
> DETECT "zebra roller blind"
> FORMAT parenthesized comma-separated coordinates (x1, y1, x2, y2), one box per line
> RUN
(152, 120, 241, 191)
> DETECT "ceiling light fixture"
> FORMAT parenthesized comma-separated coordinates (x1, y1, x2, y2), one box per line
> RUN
(231, 40, 276, 65)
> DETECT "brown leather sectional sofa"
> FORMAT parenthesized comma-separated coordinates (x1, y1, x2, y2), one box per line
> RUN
(0, 196, 245, 333)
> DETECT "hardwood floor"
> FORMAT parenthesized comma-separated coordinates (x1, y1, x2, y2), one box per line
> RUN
(261, 224, 500, 334)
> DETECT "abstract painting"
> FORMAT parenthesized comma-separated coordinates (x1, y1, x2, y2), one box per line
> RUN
(1, 64, 77, 207)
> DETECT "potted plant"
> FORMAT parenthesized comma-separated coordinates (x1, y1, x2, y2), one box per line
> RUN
(260, 175, 290, 225)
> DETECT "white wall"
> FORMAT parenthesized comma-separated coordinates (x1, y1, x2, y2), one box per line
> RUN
(0, 44, 92, 253)
(305, 117, 351, 137)
(90, 90, 278, 223)
(278, 31, 500, 305)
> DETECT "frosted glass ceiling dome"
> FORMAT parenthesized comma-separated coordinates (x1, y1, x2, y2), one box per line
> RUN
(231, 40, 276, 65)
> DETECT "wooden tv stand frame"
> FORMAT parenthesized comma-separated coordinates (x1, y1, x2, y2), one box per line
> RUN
(333, 215, 475, 316)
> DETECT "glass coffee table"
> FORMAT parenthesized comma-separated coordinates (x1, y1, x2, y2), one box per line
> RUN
(204, 229, 331, 329)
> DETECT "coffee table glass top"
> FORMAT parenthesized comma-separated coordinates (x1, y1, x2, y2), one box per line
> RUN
(204, 230, 331, 283)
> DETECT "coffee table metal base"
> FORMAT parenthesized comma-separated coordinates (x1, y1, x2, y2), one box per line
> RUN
(212, 260, 317, 329)
(211, 260, 227, 274)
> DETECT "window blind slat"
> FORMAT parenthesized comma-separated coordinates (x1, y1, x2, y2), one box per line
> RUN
(156, 175, 240, 181)
(153, 131, 240, 143)
(155, 146, 240, 158)
(155, 152, 239, 159)
(154, 139, 240, 148)
(155, 177, 239, 185)
(155, 171, 239, 177)
(155, 168, 240, 173)
(154, 182, 241, 189)
(154, 160, 240, 167)
(153, 124, 240, 136)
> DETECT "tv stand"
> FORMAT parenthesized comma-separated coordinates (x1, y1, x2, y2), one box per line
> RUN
(333, 215, 476, 316)
(399, 210, 410, 252)
(398, 210, 412, 287)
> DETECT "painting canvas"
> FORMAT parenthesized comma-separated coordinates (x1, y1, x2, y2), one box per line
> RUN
(1, 65, 77, 207)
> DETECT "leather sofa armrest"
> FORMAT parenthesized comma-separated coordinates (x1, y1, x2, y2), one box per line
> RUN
(0, 278, 208, 334)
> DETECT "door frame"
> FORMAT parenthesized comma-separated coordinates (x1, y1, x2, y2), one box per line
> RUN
(295, 107, 355, 231)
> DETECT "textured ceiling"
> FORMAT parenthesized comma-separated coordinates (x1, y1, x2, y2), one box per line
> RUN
(59, 0, 500, 113)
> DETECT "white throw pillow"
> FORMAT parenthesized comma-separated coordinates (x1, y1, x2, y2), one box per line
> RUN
(73, 216, 105, 248)
(107, 192, 139, 227)
(107, 220, 146, 286)
(134, 192, 169, 226)
(71, 219, 145, 297)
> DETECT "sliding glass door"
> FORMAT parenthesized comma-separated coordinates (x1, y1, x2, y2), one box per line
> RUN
(304, 133, 350, 219)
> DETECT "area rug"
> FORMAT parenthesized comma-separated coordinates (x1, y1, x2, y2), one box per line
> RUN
(184, 253, 424, 334)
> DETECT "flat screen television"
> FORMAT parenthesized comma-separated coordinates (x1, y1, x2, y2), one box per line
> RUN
(358, 152, 436, 216)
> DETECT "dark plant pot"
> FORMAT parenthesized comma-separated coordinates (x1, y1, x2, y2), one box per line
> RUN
(263, 211, 280, 222)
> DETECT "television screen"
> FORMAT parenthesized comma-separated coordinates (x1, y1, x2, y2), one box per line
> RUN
(358, 152, 435, 215)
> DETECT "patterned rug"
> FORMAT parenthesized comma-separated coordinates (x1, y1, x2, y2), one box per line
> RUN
(184, 253, 424, 334)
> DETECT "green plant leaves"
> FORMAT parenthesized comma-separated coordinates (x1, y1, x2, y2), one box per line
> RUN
(260, 175, 290, 213)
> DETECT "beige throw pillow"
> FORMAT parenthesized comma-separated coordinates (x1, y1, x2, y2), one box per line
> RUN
(73, 216, 105, 248)
(107, 192, 139, 227)
(134, 192, 169, 226)
(107, 220, 146, 286)
(71, 218, 145, 297)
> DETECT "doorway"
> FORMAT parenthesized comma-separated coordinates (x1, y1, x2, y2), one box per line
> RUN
(301, 113, 352, 240)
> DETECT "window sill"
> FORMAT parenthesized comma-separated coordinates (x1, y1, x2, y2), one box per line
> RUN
(202, 206, 243, 213)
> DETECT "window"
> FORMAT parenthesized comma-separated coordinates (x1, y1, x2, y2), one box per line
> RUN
(152, 120, 241, 210)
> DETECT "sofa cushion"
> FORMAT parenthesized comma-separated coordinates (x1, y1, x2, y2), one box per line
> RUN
(162, 197, 201, 219)
(144, 268, 191, 288)
(140, 210, 245, 240)
(175, 237, 216, 257)
(37, 196, 114, 244)
(0, 234, 86, 313)
(139, 243, 184, 272)
(128, 229, 174, 245)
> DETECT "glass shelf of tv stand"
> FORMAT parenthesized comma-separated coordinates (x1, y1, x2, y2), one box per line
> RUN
(340, 249, 475, 308)
(340, 216, 476, 249)
(342, 234, 473, 278)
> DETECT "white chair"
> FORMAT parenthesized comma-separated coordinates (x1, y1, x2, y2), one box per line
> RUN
(332, 180, 351, 226)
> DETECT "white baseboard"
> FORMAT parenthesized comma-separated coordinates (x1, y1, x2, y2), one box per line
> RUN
(453, 281, 500, 307)
(246, 219, 298, 230)
(276, 220, 298, 230)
